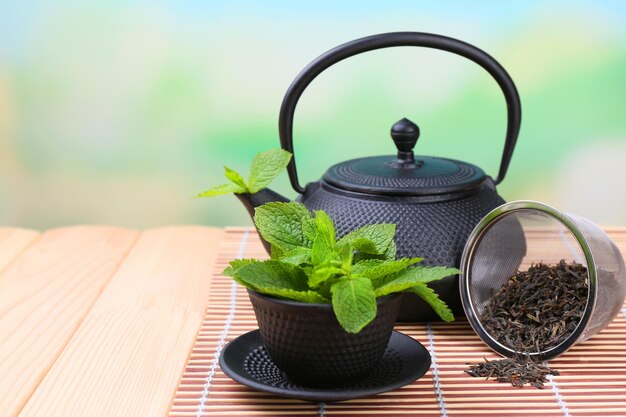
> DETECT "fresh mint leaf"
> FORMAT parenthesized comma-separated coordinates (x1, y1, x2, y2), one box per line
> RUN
(309, 263, 343, 288)
(314, 211, 336, 242)
(383, 239, 397, 260)
(316, 279, 333, 301)
(331, 277, 377, 333)
(224, 166, 248, 190)
(374, 266, 459, 296)
(223, 259, 258, 287)
(352, 239, 397, 263)
(234, 260, 309, 291)
(223, 258, 257, 276)
(338, 224, 396, 255)
(409, 266, 460, 283)
(301, 217, 317, 241)
(405, 283, 455, 322)
(195, 182, 245, 197)
(351, 238, 378, 254)
(196, 149, 292, 198)
(248, 149, 292, 193)
(270, 244, 284, 259)
(353, 257, 423, 284)
(254, 202, 314, 252)
(302, 265, 313, 277)
(337, 241, 353, 271)
(259, 287, 329, 303)
(279, 247, 311, 265)
(308, 211, 344, 288)
(311, 210, 337, 265)
(233, 260, 329, 304)
(351, 259, 384, 273)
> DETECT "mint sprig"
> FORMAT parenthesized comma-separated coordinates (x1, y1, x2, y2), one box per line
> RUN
(196, 149, 292, 197)
(254, 202, 314, 251)
(331, 276, 377, 333)
(225, 202, 459, 333)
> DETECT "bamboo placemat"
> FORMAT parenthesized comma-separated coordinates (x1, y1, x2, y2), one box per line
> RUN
(169, 227, 626, 417)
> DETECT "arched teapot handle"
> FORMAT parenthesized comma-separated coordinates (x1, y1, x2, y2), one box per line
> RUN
(279, 32, 521, 194)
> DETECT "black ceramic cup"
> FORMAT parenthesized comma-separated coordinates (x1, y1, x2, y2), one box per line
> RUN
(247, 289, 402, 386)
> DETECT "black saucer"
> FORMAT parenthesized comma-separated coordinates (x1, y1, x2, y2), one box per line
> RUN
(219, 330, 431, 402)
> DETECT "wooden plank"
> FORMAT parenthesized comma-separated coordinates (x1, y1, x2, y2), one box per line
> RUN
(0, 226, 139, 417)
(0, 228, 39, 273)
(18, 226, 224, 417)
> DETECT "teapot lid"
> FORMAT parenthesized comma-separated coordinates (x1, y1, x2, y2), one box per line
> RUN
(323, 118, 487, 196)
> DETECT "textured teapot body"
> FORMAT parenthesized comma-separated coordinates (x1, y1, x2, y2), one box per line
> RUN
(298, 179, 505, 320)
(240, 31, 523, 322)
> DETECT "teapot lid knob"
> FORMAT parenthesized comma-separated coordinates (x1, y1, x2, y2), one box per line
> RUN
(391, 118, 420, 165)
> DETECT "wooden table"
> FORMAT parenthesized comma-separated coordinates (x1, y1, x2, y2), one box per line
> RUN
(1, 226, 625, 417)
(0, 226, 223, 417)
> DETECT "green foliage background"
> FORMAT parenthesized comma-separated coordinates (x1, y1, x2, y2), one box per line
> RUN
(1, 1, 625, 229)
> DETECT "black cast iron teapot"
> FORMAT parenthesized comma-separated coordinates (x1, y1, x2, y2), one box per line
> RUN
(237, 32, 521, 321)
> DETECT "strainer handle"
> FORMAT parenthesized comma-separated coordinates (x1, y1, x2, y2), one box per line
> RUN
(279, 31, 521, 193)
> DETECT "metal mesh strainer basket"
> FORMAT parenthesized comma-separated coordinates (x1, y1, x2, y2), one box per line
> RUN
(460, 201, 626, 360)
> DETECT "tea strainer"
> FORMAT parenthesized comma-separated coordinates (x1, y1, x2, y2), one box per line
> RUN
(460, 200, 626, 360)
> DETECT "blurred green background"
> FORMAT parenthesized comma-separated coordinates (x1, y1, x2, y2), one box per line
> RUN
(1, 1, 625, 229)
